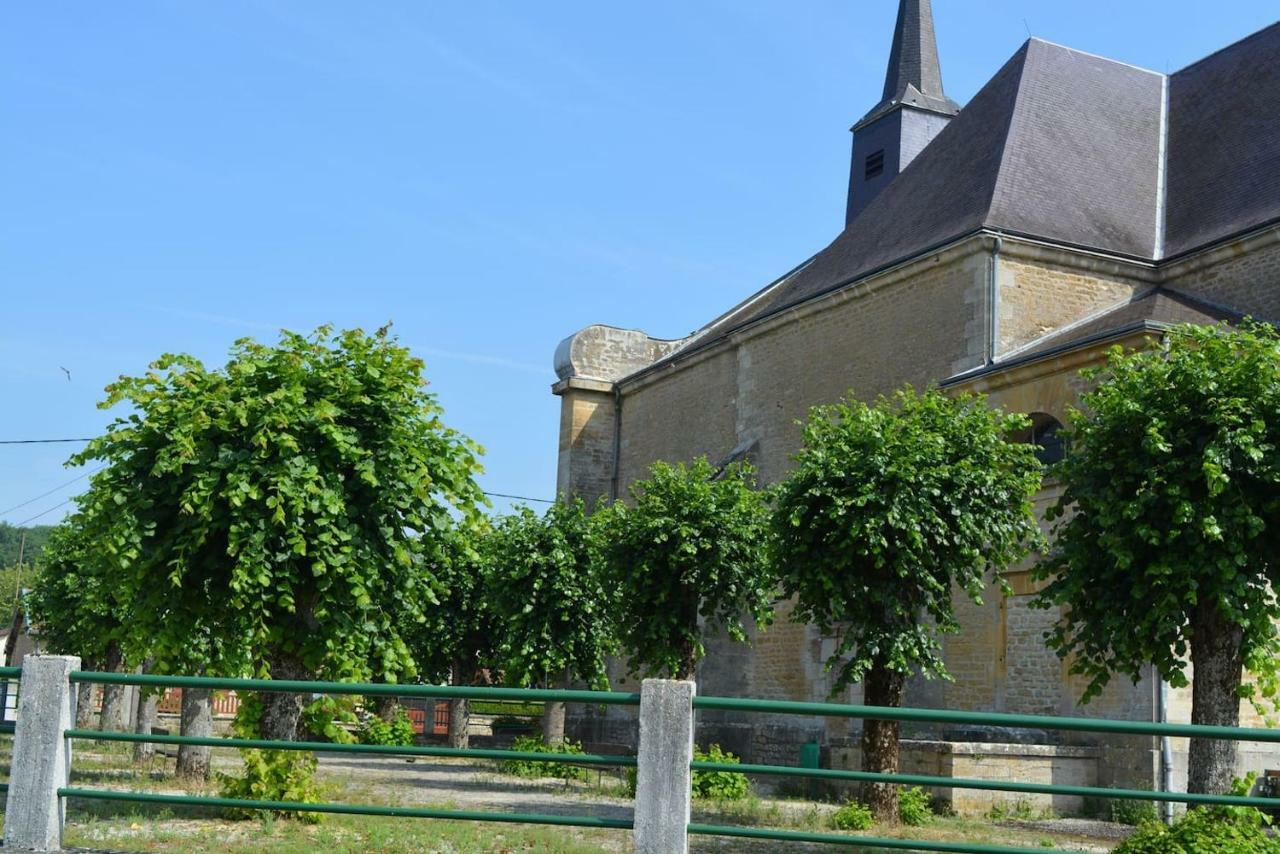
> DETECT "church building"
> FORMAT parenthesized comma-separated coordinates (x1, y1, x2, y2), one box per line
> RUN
(551, 0, 1280, 808)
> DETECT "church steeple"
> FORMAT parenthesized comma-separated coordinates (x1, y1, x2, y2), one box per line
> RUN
(845, 0, 961, 226)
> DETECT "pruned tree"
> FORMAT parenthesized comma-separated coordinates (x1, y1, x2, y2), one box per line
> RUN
(487, 498, 616, 744)
(408, 525, 500, 749)
(27, 522, 132, 732)
(598, 458, 774, 681)
(1033, 322, 1280, 795)
(65, 325, 486, 744)
(772, 387, 1043, 822)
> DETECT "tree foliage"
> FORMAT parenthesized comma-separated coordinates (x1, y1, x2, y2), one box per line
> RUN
(406, 524, 499, 685)
(487, 498, 615, 691)
(598, 458, 773, 680)
(1032, 322, 1280, 793)
(772, 386, 1043, 821)
(773, 387, 1044, 692)
(27, 521, 125, 666)
(63, 326, 486, 692)
(1034, 323, 1280, 698)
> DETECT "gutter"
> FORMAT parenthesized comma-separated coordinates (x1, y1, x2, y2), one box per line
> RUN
(988, 234, 1003, 364)
(1156, 675, 1175, 825)
(609, 385, 622, 502)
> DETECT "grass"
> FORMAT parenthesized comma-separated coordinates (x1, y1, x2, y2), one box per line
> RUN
(62, 812, 621, 853)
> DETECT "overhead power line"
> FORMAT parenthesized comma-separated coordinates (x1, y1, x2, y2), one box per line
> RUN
(1, 436, 555, 514)
(16, 498, 75, 527)
(0, 468, 101, 517)
(0, 438, 95, 445)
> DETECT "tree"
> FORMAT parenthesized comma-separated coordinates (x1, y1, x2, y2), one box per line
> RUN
(772, 387, 1043, 821)
(407, 525, 500, 749)
(27, 523, 132, 731)
(66, 326, 486, 741)
(487, 499, 616, 744)
(1032, 322, 1280, 795)
(598, 458, 774, 681)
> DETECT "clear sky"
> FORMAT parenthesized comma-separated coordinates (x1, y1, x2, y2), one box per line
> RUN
(2, 1, 1276, 526)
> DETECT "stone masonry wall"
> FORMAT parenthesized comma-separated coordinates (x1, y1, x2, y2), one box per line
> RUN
(1163, 229, 1280, 322)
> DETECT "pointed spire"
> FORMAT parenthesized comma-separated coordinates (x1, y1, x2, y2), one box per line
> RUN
(855, 0, 960, 130)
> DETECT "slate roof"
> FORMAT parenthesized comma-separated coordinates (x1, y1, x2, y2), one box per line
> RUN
(679, 20, 1280, 356)
(1164, 23, 1280, 257)
(1015, 290, 1241, 358)
(856, 0, 960, 129)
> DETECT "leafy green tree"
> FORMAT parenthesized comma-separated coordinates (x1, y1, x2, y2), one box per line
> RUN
(598, 457, 774, 681)
(27, 522, 132, 730)
(772, 387, 1043, 821)
(487, 498, 616, 744)
(407, 525, 500, 748)
(66, 326, 486, 741)
(1033, 322, 1280, 795)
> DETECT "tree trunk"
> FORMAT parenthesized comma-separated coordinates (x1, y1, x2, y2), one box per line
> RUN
(75, 680, 96, 729)
(176, 688, 213, 780)
(542, 668, 571, 747)
(675, 584, 699, 681)
(448, 658, 472, 749)
(133, 690, 158, 763)
(542, 700, 566, 746)
(860, 661, 906, 823)
(259, 652, 310, 742)
(98, 642, 128, 732)
(375, 695, 401, 723)
(1187, 598, 1245, 795)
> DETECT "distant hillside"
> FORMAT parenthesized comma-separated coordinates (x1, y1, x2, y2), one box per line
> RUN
(0, 522, 54, 567)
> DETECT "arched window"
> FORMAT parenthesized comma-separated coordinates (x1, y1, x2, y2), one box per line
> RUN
(1012, 413, 1065, 466)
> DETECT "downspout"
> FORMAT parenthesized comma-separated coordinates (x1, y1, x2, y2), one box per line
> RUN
(988, 234, 1003, 364)
(1156, 674, 1174, 825)
(609, 385, 622, 501)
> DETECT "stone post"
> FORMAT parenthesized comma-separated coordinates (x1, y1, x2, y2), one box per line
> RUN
(4, 654, 80, 851)
(633, 678, 695, 854)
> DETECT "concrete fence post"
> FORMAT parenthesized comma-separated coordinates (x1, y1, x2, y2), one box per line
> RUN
(4, 654, 80, 852)
(633, 678, 695, 854)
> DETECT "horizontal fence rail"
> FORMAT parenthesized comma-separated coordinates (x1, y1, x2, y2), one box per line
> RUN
(69, 729, 637, 767)
(58, 788, 634, 831)
(68, 670, 641, 706)
(694, 694, 1280, 743)
(689, 759, 1280, 810)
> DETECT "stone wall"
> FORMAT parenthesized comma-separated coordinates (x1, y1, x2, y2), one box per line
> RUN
(997, 247, 1150, 354)
(1163, 227, 1280, 322)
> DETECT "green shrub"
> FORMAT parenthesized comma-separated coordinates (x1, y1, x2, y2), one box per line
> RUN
(1109, 797, 1159, 826)
(500, 734, 589, 781)
(691, 744, 750, 800)
(220, 695, 322, 819)
(623, 745, 751, 800)
(1114, 776, 1280, 854)
(898, 786, 934, 826)
(358, 708, 415, 747)
(301, 695, 358, 744)
(219, 749, 322, 820)
(831, 800, 874, 831)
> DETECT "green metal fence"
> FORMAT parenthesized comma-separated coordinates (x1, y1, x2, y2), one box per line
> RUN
(4, 666, 1277, 853)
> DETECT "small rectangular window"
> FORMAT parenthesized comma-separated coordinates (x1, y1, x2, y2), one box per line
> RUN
(865, 150, 885, 179)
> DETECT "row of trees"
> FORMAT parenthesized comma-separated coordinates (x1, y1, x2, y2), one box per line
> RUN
(24, 321, 1280, 822)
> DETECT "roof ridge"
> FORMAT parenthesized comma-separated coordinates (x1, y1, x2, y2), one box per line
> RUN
(983, 41, 1037, 226)
(1025, 37, 1164, 77)
(1172, 18, 1280, 76)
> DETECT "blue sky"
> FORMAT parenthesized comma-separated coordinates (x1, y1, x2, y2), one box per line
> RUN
(2, 0, 1276, 526)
